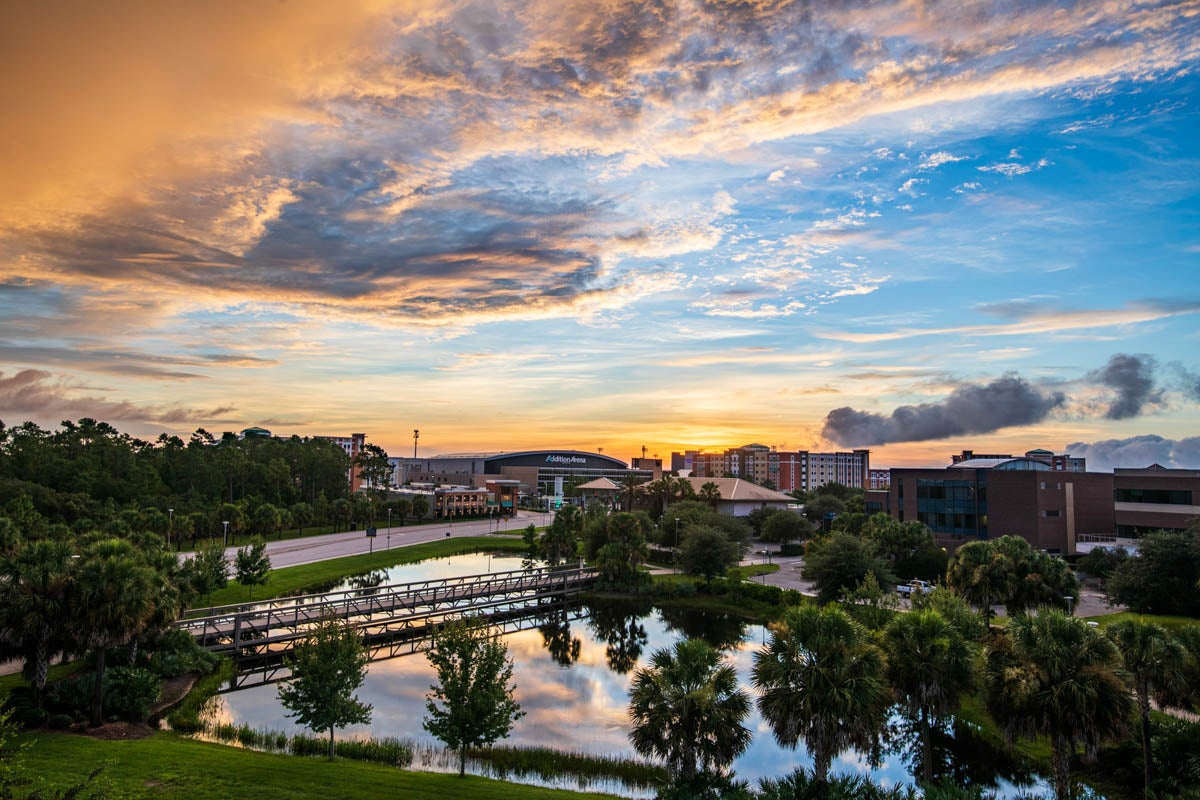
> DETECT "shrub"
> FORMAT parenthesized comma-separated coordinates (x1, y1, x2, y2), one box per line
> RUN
(779, 543, 804, 557)
(144, 628, 218, 678)
(105, 667, 161, 721)
(47, 713, 73, 730)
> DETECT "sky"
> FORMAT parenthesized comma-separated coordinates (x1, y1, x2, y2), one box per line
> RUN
(1, 0, 1199, 471)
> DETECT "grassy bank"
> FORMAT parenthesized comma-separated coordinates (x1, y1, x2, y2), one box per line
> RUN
(17, 731, 623, 800)
(199, 536, 529, 608)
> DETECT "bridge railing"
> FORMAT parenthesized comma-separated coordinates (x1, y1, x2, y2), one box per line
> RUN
(175, 563, 598, 652)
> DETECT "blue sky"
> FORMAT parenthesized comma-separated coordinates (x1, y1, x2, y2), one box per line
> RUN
(1, 0, 1198, 469)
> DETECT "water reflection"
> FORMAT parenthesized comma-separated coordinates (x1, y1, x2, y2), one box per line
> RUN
(210, 600, 1057, 798)
(586, 598, 652, 674)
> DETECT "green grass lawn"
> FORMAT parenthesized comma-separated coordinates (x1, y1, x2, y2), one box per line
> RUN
(199, 536, 530, 608)
(0, 661, 85, 699)
(16, 730, 623, 800)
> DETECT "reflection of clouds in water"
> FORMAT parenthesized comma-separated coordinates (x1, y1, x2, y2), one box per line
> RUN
(213, 606, 1049, 797)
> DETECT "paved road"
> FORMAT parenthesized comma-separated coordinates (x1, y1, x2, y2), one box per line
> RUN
(182, 511, 554, 571)
(739, 548, 1124, 618)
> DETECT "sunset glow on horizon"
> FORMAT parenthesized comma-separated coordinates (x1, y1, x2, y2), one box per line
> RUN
(1, 0, 1198, 471)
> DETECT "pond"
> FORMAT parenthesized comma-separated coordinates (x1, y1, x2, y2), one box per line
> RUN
(205, 554, 1064, 797)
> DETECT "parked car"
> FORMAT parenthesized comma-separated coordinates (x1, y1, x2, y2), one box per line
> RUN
(895, 579, 933, 597)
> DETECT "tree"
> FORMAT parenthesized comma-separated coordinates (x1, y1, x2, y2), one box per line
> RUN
(290, 502, 312, 537)
(252, 503, 283, 540)
(353, 443, 393, 491)
(74, 538, 157, 726)
(278, 614, 372, 759)
(593, 512, 650, 590)
(627, 638, 751, 783)
(984, 610, 1132, 800)
(1106, 619, 1187, 798)
(801, 532, 895, 603)
(678, 525, 739, 581)
(0, 538, 75, 706)
(699, 482, 722, 510)
(760, 511, 813, 545)
(234, 537, 271, 599)
(945, 539, 1012, 624)
(183, 541, 228, 604)
(803, 494, 846, 527)
(752, 604, 890, 784)
(540, 504, 582, 566)
(883, 609, 974, 785)
(1107, 529, 1200, 616)
(410, 494, 429, 521)
(424, 618, 524, 777)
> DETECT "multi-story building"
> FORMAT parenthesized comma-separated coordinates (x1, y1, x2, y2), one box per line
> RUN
(868, 469, 890, 490)
(887, 456, 1115, 554)
(1113, 466, 1200, 537)
(673, 445, 869, 493)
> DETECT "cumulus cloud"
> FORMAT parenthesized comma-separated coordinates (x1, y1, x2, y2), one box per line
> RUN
(1089, 353, 1163, 420)
(821, 373, 1066, 446)
(1066, 435, 1200, 471)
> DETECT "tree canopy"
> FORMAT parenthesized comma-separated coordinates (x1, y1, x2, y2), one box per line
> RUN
(423, 618, 524, 777)
(278, 615, 372, 759)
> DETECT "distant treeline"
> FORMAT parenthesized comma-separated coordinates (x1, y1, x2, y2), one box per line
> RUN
(0, 418, 353, 543)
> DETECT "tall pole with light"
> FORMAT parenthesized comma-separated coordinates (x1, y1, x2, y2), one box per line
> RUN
(222, 520, 230, 548)
(167, 508, 174, 549)
(674, 517, 681, 574)
(386, 507, 392, 551)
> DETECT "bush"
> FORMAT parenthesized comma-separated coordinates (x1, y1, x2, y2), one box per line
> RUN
(104, 666, 161, 721)
(46, 673, 104, 719)
(47, 713, 74, 730)
(779, 543, 804, 556)
(144, 628, 218, 678)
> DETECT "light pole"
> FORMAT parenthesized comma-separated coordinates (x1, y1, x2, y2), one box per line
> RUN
(222, 520, 230, 548)
(674, 517, 680, 574)
(386, 507, 392, 551)
(1064, 595, 1075, 616)
(167, 508, 173, 549)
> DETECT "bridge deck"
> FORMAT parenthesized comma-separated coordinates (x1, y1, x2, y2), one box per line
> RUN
(175, 564, 598, 657)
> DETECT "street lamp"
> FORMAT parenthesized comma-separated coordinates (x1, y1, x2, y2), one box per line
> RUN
(386, 507, 392, 551)
(1064, 595, 1075, 616)
(167, 508, 173, 549)
(222, 520, 230, 548)
(674, 517, 681, 575)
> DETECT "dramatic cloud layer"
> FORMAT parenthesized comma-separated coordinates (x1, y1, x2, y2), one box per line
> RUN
(821, 374, 1066, 446)
(0, 1, 1197, 458)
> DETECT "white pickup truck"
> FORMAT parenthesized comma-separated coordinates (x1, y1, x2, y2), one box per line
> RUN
(895, 579, 934, 597)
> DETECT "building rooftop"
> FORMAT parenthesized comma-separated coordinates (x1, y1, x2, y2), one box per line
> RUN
(681, 476, 794, 502)
(949, 457, 1053, 470)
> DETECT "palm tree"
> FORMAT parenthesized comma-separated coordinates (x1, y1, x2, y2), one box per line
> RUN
(752, 604, 890, 783)
(883, 608, 974, 785)
(73, 539, 157, 726)
(945, 540, 1011, 624)
(1106, 619, 1186, 798)
(699, 482, 722, 510)
(628, 638, 751, 782)
(0, 539, 75, 706)
(984, 609, 1132, 800)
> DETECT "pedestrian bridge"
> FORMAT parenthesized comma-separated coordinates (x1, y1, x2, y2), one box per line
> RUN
(174, 564, 598, 689)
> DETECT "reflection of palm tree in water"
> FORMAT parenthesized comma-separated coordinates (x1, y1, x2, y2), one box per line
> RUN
(587, 599, 653, 674)
(346, 570, 387, 596)
(538, 607, 581, 667)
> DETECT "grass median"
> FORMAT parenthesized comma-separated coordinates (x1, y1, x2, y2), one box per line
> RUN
(198, 536, 530, 608)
